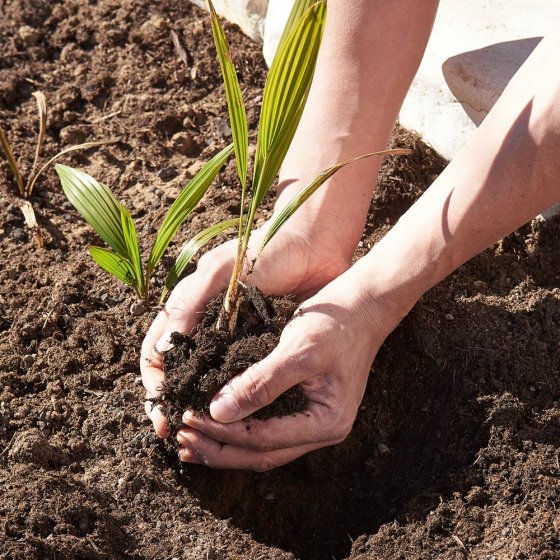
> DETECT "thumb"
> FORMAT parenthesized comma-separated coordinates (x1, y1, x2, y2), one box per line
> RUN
(209, 342, 304, 423)
(154, 248, 234, 354)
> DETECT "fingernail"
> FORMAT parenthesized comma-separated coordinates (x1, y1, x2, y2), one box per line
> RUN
(178, 446, 200, 463)
(210, 393, 240, 423)
(154, 330, 174, 355)
(182, 410, 195, 424)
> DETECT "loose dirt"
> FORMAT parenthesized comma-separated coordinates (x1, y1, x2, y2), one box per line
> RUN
(160, 290, 305, 432)
(1, 1, 558, 559)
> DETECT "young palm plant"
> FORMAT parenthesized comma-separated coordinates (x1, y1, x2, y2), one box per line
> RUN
(56, 147, 241, 303)
(207, 0, 412, 332)
(0, 91, 113, 247)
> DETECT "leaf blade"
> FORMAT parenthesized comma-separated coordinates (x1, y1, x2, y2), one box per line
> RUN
(161, 217, 240, 302)
(0, 125, 25, 197)
(258, 148, 414, 254)
(27, 91, 47, 197)
(252, 1, 326, 210)
(89, 246, 138, 287)
(120, 207, 145, 297)
(208, 0, 248, 189)
(56, 164, 129, 258)
(147, 143, 234, 273)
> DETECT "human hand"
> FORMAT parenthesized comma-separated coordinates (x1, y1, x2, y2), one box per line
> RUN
(140, 222, 350, 438)
(174, 263, 409, 470)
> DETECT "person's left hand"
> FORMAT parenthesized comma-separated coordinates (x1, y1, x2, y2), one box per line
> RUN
(175, 264, 408, 471)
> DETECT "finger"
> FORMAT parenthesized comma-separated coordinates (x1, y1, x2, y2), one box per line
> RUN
(183, 396, 350, 451)
(144, 399, 169, 438)
(147, 242, 235, 355)
(209, 338, 312, 423)
(177, 427, 331, 471)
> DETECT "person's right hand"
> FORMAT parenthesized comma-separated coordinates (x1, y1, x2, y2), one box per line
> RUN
(140, 220, 352, 438)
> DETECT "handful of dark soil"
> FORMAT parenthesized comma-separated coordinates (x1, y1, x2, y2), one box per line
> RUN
(158, 287, 307, 434)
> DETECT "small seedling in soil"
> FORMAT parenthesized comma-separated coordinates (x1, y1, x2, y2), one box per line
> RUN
(0, 91, 114, 247)
(57, 0, 412, 427)
(56, 150, 241, 303)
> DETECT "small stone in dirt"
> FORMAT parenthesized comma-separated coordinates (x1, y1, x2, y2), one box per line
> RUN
(6, 204, 18, 215)
(12, 228, 26, 242)
(377, 443, 391, 455)
(60, 125, 87, 145)
(18, 25, 41, 46)
(158, 165, 177, 181)
(218, 119, 232, 138)
(187, 160, 204, 177)
(21, 354, 35, 368)
(8, 429, 60, 467)
(170, 131, 195, 155)
(130, 301, 148, 316)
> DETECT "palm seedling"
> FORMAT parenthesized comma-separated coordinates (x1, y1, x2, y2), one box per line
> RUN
(56, 150, 241, 303)
(206, 0, 412, 332)
(0, 91, 113, 247)
(56, 0, 411, 325)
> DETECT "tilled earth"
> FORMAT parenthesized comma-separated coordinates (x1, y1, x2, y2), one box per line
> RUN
(1, 1, 559, 559)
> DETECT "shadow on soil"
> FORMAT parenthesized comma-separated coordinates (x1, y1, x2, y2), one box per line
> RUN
(178, 229, 560, 559)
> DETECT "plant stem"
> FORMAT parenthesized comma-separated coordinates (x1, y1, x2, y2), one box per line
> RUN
(217, 198, 258, 333)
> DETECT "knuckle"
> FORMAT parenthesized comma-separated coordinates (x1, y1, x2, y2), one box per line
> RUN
(164, 289, 189, 318)
(331, 419, 353, 442)
(239, 368, 273, 409)
(252, 456, 279, 473)
(251, 437, 276, 453)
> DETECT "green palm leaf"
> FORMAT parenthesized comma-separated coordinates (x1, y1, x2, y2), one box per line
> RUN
(274, 0, 318, 66)
(252, 1, 326, 210)
(89, 246, 138, 287)
(120, 207, 145, 296)
(161, 217, 240, 302)
(208, 0, 248, 189)
(146, 143, 234, 274)
(56, 164, 129, 258)
(258, 148, 414, 255)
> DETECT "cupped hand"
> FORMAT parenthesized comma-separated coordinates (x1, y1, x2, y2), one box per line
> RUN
(174, 264, 408, 471)
(140, 222, 350, 439)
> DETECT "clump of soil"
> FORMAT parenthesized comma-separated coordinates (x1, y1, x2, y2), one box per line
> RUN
(160, 288, 306, 432)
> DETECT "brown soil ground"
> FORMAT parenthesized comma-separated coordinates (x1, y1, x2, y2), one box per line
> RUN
(1, 1, 559, 559)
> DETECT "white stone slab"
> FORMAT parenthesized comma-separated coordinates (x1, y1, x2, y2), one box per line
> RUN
(263, 0, 292, 65)
(400, 0, 560, 160)
(190, 0, 269, 41)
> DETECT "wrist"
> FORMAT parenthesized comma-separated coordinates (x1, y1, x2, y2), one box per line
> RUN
(349, 224, 448, 327)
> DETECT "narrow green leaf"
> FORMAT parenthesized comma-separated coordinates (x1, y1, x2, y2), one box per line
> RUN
(27, 139, 118, 197)
(275, 0, 318, 64)
(161, 217, 240, 302)
(89, 246, 138, 287)
(208, 0, 248, 189)
(56, 164, 129, 258)
(120, 207, 145, 297)
(0, 125, 25, 197)
(147, 143, 234, 273)
(258, 148, 414, 255)
(252, 2, 326, 210)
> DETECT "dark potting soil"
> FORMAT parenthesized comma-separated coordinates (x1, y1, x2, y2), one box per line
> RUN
(160, 290, 306, 432)
(1, 0, 559, 559)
